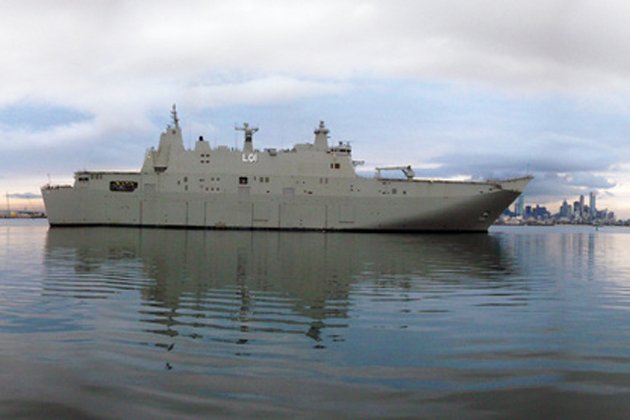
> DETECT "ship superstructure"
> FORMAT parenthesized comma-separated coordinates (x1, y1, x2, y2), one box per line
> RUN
(42, 106, 531, 232)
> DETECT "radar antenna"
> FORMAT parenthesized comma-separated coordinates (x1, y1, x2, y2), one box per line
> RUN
(235, 122, 259, 140)
(235, 122, 258, 154)
(314, 120, 329, 136)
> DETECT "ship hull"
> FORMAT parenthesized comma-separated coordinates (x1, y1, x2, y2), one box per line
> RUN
(42, 176, 529, 232)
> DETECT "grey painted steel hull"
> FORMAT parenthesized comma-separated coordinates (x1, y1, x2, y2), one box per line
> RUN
(42, 177, 529, 232)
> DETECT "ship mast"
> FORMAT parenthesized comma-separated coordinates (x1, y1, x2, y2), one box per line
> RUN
(314, 120, 329, 150)
(170, 104, 179, 129)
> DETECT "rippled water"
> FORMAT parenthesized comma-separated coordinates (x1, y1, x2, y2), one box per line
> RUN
(2, 220, 630, 418)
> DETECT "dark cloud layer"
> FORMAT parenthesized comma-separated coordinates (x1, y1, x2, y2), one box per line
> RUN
(8, 192, 41, 200)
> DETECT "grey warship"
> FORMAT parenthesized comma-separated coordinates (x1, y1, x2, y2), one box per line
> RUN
(42, 106, 531, 232)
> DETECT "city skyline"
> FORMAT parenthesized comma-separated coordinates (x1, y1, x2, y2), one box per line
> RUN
(509, 190, 621, 223)
(3, 1, 630, 217)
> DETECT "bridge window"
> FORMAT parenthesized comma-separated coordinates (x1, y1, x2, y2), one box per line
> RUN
(110, 180, 138, 192)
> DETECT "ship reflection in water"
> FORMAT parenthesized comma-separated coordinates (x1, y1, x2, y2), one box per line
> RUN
(44, 228, 512, 348)
(2, 225, 630, 418)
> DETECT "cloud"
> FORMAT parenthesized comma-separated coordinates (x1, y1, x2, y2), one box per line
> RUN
(0, 103, 91, 130)
(428, 140, 616, 178)
(564, 173, 616, 189)
(3, 0, 630, 107)
(1, 119, 102, 151)
(183, 77, 349, 108)
(524, 172, 615, 197)
(3, 1, 630, 216)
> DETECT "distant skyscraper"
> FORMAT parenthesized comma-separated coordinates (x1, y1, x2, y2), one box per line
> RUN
(515, 195, 525, 217)
(560, 200, 571, 218)
(589, 191, 596, 219)
(579, 194, 585, 218)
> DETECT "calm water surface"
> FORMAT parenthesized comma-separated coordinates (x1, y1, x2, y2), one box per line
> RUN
(1, 220, 630, 418)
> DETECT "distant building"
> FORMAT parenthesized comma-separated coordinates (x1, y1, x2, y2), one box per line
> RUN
(559, 200, 572, 219)
(515, 195, 525, 217)
(532, 205, 551, 220)
(573, 201, 580, 219)
(589, 191, 596, 219)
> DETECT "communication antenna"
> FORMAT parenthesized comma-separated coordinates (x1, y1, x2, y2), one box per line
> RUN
(171, 104, 179, 128)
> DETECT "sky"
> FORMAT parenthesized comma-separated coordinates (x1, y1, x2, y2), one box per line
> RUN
(2, 0, 630, 217)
